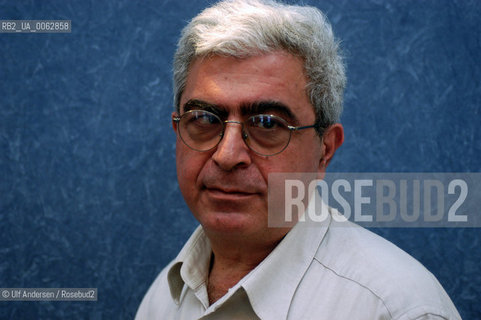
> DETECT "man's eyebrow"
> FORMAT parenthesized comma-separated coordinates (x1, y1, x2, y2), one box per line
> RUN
(241, 101, 299, 124)
(182, 99, 229, 118)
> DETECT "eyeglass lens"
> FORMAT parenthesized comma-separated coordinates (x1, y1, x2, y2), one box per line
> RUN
(177, 110, 292, 156)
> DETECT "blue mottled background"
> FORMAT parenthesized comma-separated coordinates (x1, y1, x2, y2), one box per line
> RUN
(0, 0, 479, 319)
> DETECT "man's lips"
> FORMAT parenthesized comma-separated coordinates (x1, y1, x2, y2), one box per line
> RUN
(200, 172, 267, 197)
(201, 183, 264, 200)
(205, 187, 257, 196)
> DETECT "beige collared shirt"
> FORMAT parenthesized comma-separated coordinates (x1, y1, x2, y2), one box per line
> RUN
(136, 207, 461, 319)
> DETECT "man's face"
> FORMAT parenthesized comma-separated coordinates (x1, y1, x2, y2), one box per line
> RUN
(174, 51, 324, 244)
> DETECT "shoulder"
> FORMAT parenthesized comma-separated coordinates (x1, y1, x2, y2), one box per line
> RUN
(135, 261, 179, 320)
(303, 216, 460, 319)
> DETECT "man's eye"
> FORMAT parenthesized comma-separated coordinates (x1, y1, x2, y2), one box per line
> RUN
(252, 115, 281, 130)
(192, 112, 219, 125)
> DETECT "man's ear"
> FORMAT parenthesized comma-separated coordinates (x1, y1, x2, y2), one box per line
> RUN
(172, 112, 178, 132)
(319, 123, 344, 171)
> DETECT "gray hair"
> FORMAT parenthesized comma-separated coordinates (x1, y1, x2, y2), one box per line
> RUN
(173, 0, 346, 132)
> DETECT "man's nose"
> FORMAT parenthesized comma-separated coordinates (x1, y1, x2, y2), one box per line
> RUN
(211, 121, 252, 171)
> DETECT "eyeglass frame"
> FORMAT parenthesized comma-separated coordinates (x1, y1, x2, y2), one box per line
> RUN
(172, 109, 321, 156)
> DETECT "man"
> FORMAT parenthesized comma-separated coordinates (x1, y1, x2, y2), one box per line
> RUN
(136, 0, 461, 319)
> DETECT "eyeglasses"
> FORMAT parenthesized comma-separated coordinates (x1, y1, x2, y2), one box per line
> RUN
(173, 110, 318, 156)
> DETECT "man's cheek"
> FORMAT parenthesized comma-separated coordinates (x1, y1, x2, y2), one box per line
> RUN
(175, 147, 193, 173)
(177, 160, 202, 195)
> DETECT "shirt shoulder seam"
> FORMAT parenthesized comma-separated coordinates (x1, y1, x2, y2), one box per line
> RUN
(312, 256, 394, 319)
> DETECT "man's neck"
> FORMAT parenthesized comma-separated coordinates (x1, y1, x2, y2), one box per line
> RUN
(205, 233, 286, 305)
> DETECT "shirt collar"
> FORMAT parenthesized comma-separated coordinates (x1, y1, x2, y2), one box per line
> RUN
(167, 226, 211, 305)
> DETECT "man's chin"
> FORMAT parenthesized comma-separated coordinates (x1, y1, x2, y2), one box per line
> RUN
(198, 211, 262, 236)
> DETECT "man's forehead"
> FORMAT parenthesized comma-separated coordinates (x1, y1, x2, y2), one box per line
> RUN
(184, 52, 307, 88)
(180, 52, 313, 121)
